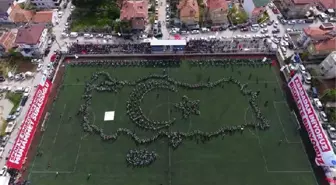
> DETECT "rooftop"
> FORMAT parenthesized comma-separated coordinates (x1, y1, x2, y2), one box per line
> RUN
(177, 0, 199, 18)
(252, 7, 265, 16)
(292, 0, 316, 5)
(0, 29, 17, 51)
(120, 0, 148, 20)
(15, 24, 46, 45)
(32, 11, 53, 23)
(318, 0, 336, 9)
(150, 39, 187, 46)
(206, 0, 228, 11)
(314, 37, 336, 52)
(303, 27, 335, 38)
(8, 4, 33, 23)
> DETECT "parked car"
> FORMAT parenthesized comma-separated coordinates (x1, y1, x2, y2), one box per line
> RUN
(297, 19, 305, 24)
(240, 27, 248, 32)
(96, 34, 103, 38)
(272, 29, 280, 33)
(319, 111, 328, 122)
(272, 8, 279, 14)
(305, 19, 314, 23)
(20, 96, 28, 106)
(44, 48, 50, 57)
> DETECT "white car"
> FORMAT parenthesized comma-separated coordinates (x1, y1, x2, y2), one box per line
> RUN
(15, 107, 22, 117)
(84, 33, 94, 39)
(283, 34, 289, 41)
(61, 32, 68, 38)
(65, 22, 69, 28)
(191, 30, 199, 34)
(70, 5, 75, 11)
(272, 38, 280, 44)
(319, 111, 328, 122)
(57, 11, 63, 18)
(280, 41, 289, 47)
(24, 87, 30, 93)
(286, 28, 293, 33)
(96, 34, 103, 38)
(104, 35, 113, 39)
(281, 46, 287, 52)
(47, 63, 53, 70)
(37, 64, 43, 71)
(287, 20, 295, 25)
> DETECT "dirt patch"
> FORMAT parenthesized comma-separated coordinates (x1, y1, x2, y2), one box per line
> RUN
(15, 62, 36, 73)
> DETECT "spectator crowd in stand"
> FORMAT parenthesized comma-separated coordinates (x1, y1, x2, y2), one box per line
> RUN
(67, 39, 273, 55)
(68, 43, 151, 55)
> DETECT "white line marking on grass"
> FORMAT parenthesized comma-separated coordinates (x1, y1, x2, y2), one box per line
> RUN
(187, 119, 192, 133)
(28, 121, 50, 179)
(246, 81, 278, 84)
(254, 129, 269, 172)
(81, 133, 89, 140)
(273, 101, 301, 144)
(254, 123, 315, 175)
(272, 68, 285, 97)
(29, 104, 67, 179)
(72, 144, 81, 172)
(31, 170, 73, 174)
(266, 170, 313, 173)
(244, 106, 257, 137)
(53, 104, 67, 144)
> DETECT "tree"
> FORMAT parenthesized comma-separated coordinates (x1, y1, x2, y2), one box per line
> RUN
(321, 89, 336, 102)
(72, 0, 102, 9)
(8, 48, 23, 58)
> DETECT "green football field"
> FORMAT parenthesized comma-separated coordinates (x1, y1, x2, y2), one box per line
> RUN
(27, 59, 318, 185)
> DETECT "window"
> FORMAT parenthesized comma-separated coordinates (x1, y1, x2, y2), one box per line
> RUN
(42, 3, 44, 5)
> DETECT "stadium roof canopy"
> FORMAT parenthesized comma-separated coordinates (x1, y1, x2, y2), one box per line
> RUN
(150, 40, 186, 46)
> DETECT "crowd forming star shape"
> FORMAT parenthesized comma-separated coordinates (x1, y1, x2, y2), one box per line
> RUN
(174, 95, 201, 119)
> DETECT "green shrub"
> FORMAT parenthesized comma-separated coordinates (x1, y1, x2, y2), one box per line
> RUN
(6, 92, 23, 114)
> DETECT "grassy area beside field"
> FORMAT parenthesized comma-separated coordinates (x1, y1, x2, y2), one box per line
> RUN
(6, 92, 23, 114)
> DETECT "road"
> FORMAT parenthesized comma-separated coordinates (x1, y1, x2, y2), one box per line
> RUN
(158, 0, 169, 39)
(0, 1, 73, 169)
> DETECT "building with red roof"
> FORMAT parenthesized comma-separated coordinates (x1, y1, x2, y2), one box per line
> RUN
(0, 29, 17, 56)
(15, 24, 49, 57)
(120, 0, 148, 30)
(206, 0, 228, 26)
(177, 0, 199, 27)
(317, 0, 336, 10)
(297, 25, 336, 59)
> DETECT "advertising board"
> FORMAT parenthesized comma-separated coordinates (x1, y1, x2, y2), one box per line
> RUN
(6, 80, 52, 169)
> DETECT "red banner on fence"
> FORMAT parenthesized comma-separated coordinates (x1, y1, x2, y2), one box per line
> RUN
(6, 79, 52, 170)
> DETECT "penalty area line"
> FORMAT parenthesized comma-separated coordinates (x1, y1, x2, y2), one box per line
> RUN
(266, 170, 313, 173)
